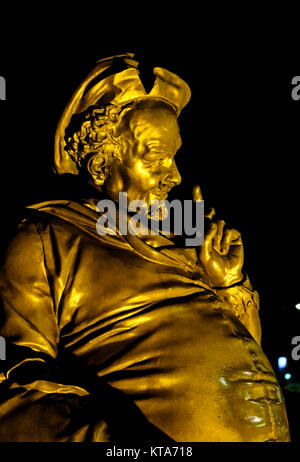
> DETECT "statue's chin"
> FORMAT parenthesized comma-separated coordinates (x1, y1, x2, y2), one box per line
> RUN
(148, 200, 169, 221)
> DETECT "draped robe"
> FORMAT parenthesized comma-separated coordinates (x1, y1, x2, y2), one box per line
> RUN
(0, 199, 290, 442)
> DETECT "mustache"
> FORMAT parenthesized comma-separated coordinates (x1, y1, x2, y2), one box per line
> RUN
(155, 181, 176, 193)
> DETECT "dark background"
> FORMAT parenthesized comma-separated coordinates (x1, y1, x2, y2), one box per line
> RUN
(0, 10, 300, 441)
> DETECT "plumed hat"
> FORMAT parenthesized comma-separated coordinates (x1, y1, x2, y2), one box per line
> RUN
(54, 53, 191, 175)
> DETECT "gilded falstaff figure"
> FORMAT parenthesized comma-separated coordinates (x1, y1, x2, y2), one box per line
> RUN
(0, 53, 290, 442)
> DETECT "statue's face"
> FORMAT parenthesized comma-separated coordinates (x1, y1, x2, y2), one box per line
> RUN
(104, 105, 182, 207)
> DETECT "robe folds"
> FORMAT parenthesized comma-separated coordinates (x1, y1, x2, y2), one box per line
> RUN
(0, 199, 290, 442)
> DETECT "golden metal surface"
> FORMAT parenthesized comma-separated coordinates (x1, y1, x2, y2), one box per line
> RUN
(0, 54, 290, 441)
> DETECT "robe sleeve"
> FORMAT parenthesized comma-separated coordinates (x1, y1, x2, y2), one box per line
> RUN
(0, 217, 173, 442)
(215, 275, 262, 345)
(0, 218, 93, 441)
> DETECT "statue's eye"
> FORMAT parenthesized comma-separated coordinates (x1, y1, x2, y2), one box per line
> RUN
(144, 149, 166, 161)
(145, 157, 165, 168)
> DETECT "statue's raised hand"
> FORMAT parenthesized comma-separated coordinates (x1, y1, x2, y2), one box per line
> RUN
(193, 185, 244, 288)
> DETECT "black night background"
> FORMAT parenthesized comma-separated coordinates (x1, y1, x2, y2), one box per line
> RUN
(0, 10, 300, 447)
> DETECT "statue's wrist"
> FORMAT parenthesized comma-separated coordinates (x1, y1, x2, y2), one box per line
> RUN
(214, 274, 260, 317)
(211, 273, 246, 290)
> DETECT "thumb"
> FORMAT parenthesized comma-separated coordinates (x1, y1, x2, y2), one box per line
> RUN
(192, 185, 203, 202)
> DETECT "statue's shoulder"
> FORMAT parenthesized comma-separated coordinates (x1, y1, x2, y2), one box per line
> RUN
(20, 199, 99, 238)
(1, 200, 101, 265)
(26, 199, 75, 215)
(20, 200, 75, 229)
(25, 199, 98, 224)
(3, 201, 74, 245)
(1, 199, 97, 255)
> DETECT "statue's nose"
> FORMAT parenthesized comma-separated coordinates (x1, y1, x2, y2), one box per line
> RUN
(166, 160, 181, 186)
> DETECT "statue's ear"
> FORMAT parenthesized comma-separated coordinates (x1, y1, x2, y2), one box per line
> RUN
(87, 152, 110, 186)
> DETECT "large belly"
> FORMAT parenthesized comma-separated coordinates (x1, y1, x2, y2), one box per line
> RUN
(72, 293, 290, 442)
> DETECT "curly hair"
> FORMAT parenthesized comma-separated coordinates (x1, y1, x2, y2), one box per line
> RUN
(64, 103, 133, 171)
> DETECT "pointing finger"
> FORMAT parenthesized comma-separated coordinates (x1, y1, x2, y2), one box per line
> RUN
(193, 185, 203, 202)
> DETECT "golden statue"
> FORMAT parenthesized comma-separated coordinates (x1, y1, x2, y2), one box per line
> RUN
(0, 53, 290, 442)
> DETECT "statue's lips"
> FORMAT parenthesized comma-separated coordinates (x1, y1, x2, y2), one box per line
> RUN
(151, 192, 169, 200)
